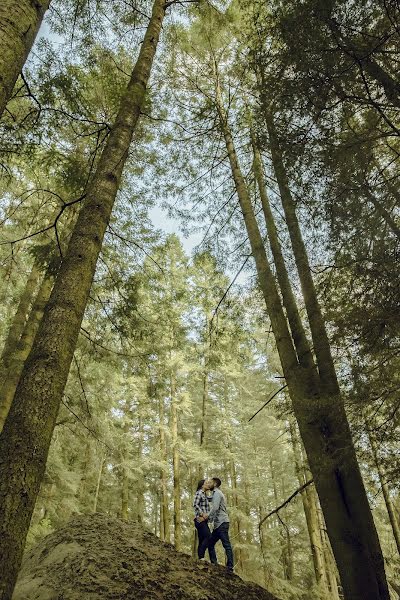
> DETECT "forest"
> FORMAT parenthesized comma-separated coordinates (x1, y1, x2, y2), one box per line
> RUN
(0, 0, 399, 599)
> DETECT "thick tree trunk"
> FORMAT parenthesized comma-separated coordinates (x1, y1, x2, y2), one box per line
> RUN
(0, 2, 166, 596)
(0, 267, 54, 432)
(264, 112, 389, 600)
(171, 372, 182, 551)
(369, 430, 400, 556)
(215, 82, 389, 599)
(0, 0, 50, 119)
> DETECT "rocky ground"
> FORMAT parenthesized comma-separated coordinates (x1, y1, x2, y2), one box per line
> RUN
(13, 513, 280, 600)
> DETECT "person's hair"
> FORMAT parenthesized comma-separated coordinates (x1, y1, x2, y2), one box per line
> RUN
(212, 477, 222, 488)
(196, 479, 205, 491)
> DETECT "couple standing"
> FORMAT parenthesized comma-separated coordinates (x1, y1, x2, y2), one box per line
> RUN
(193, 477, 234, 572)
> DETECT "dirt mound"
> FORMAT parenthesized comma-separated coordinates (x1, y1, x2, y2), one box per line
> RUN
(13, 513, 280, 600)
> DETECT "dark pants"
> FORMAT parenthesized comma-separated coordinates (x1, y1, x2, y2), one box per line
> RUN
(208, 522, 234, 570)
(194, 519, 217, 562)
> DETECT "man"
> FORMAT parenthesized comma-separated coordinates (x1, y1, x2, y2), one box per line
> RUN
(193, 478, 217, 562)
(207, 477, 234, 572)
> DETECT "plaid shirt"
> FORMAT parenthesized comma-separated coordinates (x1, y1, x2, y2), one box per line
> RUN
(193, 489, 211, 518)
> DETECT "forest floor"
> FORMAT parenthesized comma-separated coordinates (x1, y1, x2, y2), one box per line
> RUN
(13, 513, 280, 600)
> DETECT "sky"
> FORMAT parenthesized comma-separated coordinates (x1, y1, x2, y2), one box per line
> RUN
(37, 20, 202, 257)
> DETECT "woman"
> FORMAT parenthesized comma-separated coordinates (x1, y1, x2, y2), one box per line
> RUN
(193, 478, 217, 562)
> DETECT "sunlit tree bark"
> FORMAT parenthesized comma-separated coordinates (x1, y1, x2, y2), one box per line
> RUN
(0, 0, 51, 119)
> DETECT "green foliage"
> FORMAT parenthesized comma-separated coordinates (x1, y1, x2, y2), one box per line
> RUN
(0, 0, 399, 597)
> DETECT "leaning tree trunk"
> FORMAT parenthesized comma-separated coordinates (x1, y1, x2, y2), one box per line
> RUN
(264, 111, 389, 599)
(0, 265, 55, 432)
(0, 2, 166, 596)
(0, 260, 39, 380)
(0, 0, 51, 119)
(265, 112, 338, 390)
(214, 78, 389, 599)
(252, 134, 314, 370)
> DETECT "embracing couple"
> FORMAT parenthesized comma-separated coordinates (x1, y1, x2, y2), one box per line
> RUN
(193, 477, 234, 572)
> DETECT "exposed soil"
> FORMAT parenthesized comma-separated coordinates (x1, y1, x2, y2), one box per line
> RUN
(13, 513, 280, 600)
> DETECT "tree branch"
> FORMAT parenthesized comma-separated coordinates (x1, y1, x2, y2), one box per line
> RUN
(259, 479, 314, 529)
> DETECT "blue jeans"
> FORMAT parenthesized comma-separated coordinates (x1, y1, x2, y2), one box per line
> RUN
(194, 519, 217, 562)
(208, 522, 234, 569)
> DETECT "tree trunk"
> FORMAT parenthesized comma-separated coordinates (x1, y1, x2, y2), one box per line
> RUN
(265, 110, 389, 600)
(0, 260, 39, 378)
(289, 420, 329, 593)
(171, 372, 182, 551)
(252, 134, 314, 370)
(316, 501, 341, 600)
(93, 456, 105, 513)
(265, 112, 338, 391)
(159, 393, 170, 543)
(214, 78, 389, 599)
(0, 2, 166, 596)
(0, 0, 51, 119)
(0, 267, 54, 432)
(368, 430, 400, 556)
(135, 413, 144, 523)
(269, 458, 287, 579)
(230, 458, 243, 572)
(121, 415, 130, 521)
(199, 369, 208, 448)
(77, 439, 92, 512)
